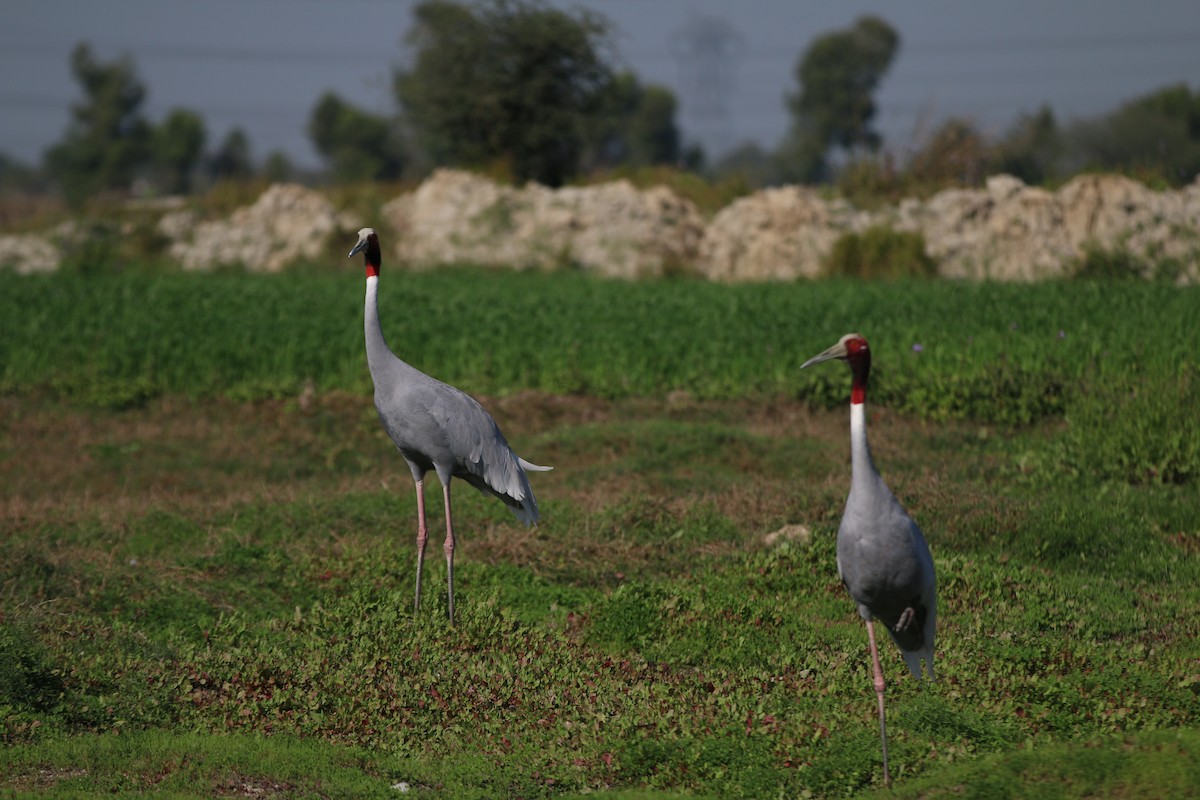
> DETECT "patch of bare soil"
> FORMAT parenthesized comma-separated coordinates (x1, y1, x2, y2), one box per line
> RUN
(2, 391, 1001, 551)
(213, 771, 303, 798)
(2, 767, 87, 791)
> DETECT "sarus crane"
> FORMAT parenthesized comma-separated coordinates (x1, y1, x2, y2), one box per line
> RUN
(349, 227, 551, 625)
(802, 332, 937, 787)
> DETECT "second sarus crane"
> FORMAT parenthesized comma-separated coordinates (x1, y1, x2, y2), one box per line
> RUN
(802, 333, 937, 787)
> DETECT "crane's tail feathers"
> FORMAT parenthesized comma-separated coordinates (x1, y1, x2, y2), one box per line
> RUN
(518, 458, 553, 472)
(902, 647, 936, 682)
(505, 496, 539, 527)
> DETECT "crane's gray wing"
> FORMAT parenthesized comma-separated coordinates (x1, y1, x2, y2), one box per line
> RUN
(422, 380, 547, 525)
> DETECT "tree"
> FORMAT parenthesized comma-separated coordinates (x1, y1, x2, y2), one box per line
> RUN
(585, 72, 681, 170)
(308, 91, 403, 182)
(781, 16, 899, 182)
(44, 42, 153, 204)
(712, 142, 781, 188)
(993, 106, 1060, 185)
(906, 118, 992, 186)
(262, 150, 295, 183)
(395, 0, 614, 186)
(1063, 84, 1200, 185)
(210, 128, 254, 181)
(621, 81, 681, 168)
(0, 152, 44, 194)
(152, 108, 206, 194)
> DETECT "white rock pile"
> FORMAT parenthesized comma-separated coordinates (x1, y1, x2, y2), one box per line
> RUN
(2, 171, 1197, 281)
(381, 169, 706, 279)
(166, 184, 354, 272)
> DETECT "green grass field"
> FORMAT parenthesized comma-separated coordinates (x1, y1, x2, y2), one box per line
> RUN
(2, 269, 1199, 798)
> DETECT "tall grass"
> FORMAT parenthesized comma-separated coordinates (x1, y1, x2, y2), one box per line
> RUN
(1, 270, 1195, 425)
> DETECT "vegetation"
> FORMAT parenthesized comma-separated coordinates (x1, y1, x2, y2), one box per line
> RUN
(8, 6, 1199, 205)
(0, 270, 1191, 424)
(780, 16, 900, 183)
(395, 0, 617, 186)
(150, 109, 207, 195)
(208, 127, 255, 182)
(828, 83, 1200, 204)
(2, 272, 1199, 798)
(42, 43, 156, 205)
(309, 92, 405, 183)
(1070, 242, 1187, 283)
(583, 72, 686, 173)
(822, 226, 936, 280)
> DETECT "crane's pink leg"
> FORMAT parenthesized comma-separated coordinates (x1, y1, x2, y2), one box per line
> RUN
(866, 619, 892, 787)
(442, 482, 456, 626)
(414, 479, 428, 614)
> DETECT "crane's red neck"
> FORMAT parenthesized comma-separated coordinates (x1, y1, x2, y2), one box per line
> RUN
(362, 233, 381, 278)
(846, 338, 870, 405)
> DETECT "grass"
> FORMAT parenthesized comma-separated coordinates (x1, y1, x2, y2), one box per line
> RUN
(1, 269, 1197, 426)
(1, 730, 405, 798)
(2, 270, 1199, 797)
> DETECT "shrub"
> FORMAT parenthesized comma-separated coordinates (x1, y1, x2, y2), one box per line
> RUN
(1070, 242, 1187, 282)
(1071, 243, 1150, 280)
(822, 225, 936, 279)
(1058, 370, 1200, 485)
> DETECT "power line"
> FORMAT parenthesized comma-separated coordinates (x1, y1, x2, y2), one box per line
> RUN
(0, 41, 380, 65)
(0, 91, 316, 121)
(2, 28, 1199, 65)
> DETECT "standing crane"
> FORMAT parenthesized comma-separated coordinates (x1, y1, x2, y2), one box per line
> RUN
(801, 333, 936, 787)
(349, 227, 551, 625)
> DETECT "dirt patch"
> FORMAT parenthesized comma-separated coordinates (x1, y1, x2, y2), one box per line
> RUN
(2, 767, 88, 791)
(212, 771, 302, 798)
(2, 391, 1000, 568)
(0, 392, 382, 527)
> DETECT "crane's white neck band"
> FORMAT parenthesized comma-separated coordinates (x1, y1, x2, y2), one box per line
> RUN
(851, 401, 866, 434)
(850, 401, 871, 471)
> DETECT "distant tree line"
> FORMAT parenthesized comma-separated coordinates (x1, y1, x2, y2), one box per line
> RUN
(32, 42, 287, 206)
(3, 1, 1197, 208)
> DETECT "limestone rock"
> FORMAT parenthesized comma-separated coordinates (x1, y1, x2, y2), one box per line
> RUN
(695, 186, 870, 281)
(381, 169, 705, 278)
(168, 183, 350, 272)
(915, 176, 1072, 280)
(0, 234, 60, 274)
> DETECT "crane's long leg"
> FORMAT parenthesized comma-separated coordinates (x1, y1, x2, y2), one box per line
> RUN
(414, 479, 428, 614)
(866, 619, 892, 787)
(442, 482, 456, 626)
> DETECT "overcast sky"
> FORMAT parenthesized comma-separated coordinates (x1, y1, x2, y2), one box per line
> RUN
(3, 0, 1199, 169)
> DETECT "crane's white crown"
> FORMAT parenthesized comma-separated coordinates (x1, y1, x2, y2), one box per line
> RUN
(349, 227, 377, 258)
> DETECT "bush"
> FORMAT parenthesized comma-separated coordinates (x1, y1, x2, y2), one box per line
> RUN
(1058, 370, 1200, 485)
(1071, 242, 1186, 282)
(822, 225, 937, 279)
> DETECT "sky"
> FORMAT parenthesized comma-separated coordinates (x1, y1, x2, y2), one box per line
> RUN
(3, 0, 1199, 170)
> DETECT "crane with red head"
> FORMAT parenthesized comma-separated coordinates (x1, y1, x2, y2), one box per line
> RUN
(802, 332, 937, 787)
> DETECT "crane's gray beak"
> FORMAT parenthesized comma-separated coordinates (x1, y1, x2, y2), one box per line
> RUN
(348, 238, 368, 258)
(800, 341, 848, 369)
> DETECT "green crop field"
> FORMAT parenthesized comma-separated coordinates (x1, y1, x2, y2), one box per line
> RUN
(2, 268, 1199, 798)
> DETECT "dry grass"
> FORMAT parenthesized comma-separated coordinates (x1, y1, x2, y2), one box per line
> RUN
(1, 390, 999, 524)
(2, 391, 1008, 594)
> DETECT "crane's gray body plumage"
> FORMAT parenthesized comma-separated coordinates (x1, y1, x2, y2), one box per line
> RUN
(840, 402, 937, 679)
(363, 265, 545, 525)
